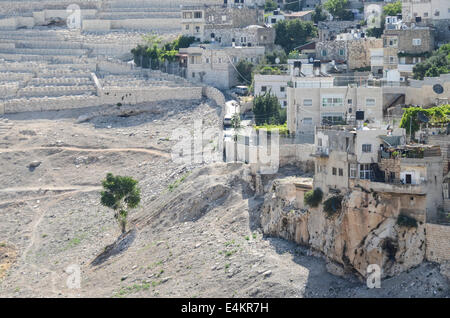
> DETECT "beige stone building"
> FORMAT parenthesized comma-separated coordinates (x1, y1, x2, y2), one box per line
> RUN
(179, 43, 265, 89)
(181, 4, 264, 42)
(380, 25, 435, 81)
(316, 36, 383, 70)
(401, 0, 450, 41)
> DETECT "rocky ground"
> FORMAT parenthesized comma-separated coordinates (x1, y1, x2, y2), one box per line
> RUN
(0, 99, 448, 298)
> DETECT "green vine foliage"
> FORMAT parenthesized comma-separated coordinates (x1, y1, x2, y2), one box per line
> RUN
(399, 104, 450, 137)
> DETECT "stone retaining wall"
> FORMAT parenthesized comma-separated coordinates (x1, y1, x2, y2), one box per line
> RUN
(426, 223, 450, 263)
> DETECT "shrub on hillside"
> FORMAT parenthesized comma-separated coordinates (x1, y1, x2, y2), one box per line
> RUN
(396, 214, 418, 228)
(304, 188, 323, 207)
(323, 195, 343, 218)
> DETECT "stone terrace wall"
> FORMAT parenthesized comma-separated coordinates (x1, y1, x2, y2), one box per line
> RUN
(426, 223, 450, 263)
(0, 86, 203, 114)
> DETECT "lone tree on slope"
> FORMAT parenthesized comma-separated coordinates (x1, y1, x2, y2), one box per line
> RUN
(100, 173, 141, 234)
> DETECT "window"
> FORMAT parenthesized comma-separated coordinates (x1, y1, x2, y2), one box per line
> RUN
(318, 138, 322, 147)
(347, 99, 352, 105)
(332, 167, 337, 176)
(190, 56, 195, 64)
(321, 49, 327, 56)
(434, 10, 440, 17)
(194, 11, 202, 19)
(261, 86, 267, 92)
(360, 164, 372, 180)
(280, 86, 285, 92)
(185, 24, 189, 30)
(389, 56, 395, 63)
(218, 58, 222, 63)
(366, 98, 376, 107)
(222, 15, 227, 22)
(339, 168, 343, 176)
(424, 12, 428, 17)
(183, 12, 192, 19)
(362, 144, 372, 153)
(350, 164, 357, 179)
(339, 49, 345, 56)
(283, 101, 287, 107)
(192, 72, 195, 78)
(303, 99, 313, 106)
(412, 38, 422, 46)
(195, 26, 200, 33)
(205, 58, 210, 63)
(388, 38, 397, 47)
(240, 37, 247, 43)
(322, 97, 343, 107)
(303, 117, 313, 125)
(208, 16, 214, 22)
(322, 115, 344, 124)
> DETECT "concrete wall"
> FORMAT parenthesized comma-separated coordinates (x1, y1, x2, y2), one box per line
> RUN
(426, 223, 450, 263)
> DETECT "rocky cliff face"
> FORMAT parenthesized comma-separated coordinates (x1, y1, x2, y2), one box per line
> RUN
(261, 178, 426, 279)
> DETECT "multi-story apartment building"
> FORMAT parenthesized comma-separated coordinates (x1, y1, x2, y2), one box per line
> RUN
(287, 83, 384, 134)
(311, 125, 444, 221)
(253, 58, 339, 108)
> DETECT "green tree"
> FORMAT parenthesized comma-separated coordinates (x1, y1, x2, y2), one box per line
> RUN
(236, 59, 254, 84)
(383, 1, 402, 16)
(253, 92, 285, 125)
(131, 35, 197, 69)
(274, 19, 317, 53)
(264, 0, 278, 12)
(172, 35, 196, 50)
(399, 104, 450, 137)
(413, 44, 450, 80)
(100, 173, 141, 234)
(324, 0, 350, 20)
(312, 5, 328, 23)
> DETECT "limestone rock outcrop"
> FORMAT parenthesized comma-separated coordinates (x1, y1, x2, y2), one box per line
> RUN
(261, 178, 426, 279)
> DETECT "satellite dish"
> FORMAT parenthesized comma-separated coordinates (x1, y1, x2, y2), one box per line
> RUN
(275, 57, 280, 64)
(433, 84, 444, 94)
